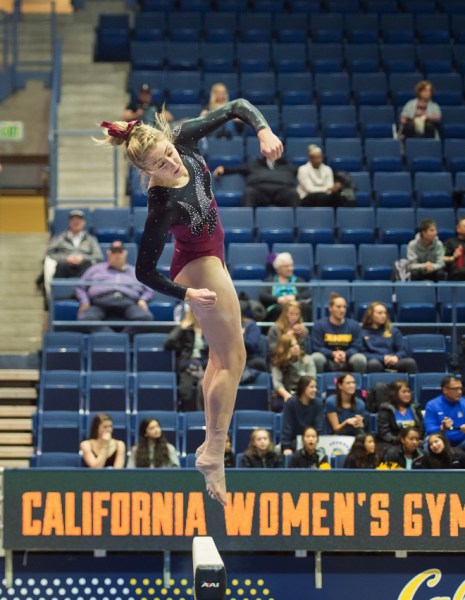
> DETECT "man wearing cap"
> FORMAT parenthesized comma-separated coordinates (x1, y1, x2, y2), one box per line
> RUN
(42, 209, 103, 301)
(75, 241, 154, 332)
(123, 84, 174, 125)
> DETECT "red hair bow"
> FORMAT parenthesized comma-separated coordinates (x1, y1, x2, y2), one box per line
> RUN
(100, 120, 140, 140)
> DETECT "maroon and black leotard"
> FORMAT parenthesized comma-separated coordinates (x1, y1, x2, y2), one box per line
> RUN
(135, 99, 269, 300)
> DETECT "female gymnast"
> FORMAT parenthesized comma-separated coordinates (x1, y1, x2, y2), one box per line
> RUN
(100, 99, 283, 506)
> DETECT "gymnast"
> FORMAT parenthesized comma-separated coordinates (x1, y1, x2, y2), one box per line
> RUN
(100, 99, 283, 506)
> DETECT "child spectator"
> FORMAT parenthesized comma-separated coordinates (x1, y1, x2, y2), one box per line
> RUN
(343, 433, 380, 469)
(384, 426, 423, 469)
(267, 300, 309, 358)
(240, 429, 283, 468)
(289, 426, 329, 469)
(406, 219, 446, 282)
(415, 432, 465, 469)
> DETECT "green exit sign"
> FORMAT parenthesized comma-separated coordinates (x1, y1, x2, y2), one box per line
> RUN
(0, 121, 24, 141)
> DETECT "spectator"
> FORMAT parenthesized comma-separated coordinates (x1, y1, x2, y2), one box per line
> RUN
(281, 375, 325, 455)
(75, 240, 154, 333)
(240, 429, 283, 468)
(325, 372, 369, 436)
(213, 155, 299, 208)
(377, 380, 425, 451)
(239, 300, 268, 372)
(289, 426, 329, 469)
(267, 300, 309, 358)
(224, 433, 235, 469)
(444, 217, 465, 281)
(424, 375, 465, 449)
(406, 219, 446, 282)
(361, 302, 418, 374)
(296, 144, 344, 207)
(343, 433, 380, 469)
(127, 417, 179, 468)
(259, 253, 311, 322)
(415, 432, 465, 469)
(41, 209, 103, 300)
(398, 80, 441, 140)
(311, 293, 367, 374)
(200, 82, 237, 138)
(271, 333, 316, 410)
(164, 306, 208, 411)
(384, 427, 423, 469)
(123, 83, 174, 124)
(80, 413, 126, 469)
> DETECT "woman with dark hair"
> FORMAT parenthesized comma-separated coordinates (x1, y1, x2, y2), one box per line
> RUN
(281, 375, 324, 455)
(399, 80, 441, 139)
(80, 413, 126, 468)
(384, 427, 423, 469)
(343, 433, 380, 469)
(267, 300, 308, 358)
(377, 380, 424, 450)
(361, 302, 417, 374)
(415, 433, 465, 469)
(127, 418, 179, 469)
(325, 372, 368, 436)
(289, 426, 329, 469)
(240, 429, 283, 468)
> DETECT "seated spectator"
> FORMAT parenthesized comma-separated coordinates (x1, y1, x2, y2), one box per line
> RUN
(424, 375, 465, 449)
(377, 380, 425, 452)
(289, 426, 329, 469)
(200, 82, 237, 138)
(164, 306, 208, 411)
(80, 413, 126, 469)
(75, 240, 154, 333)
(240, 300, 268, 373)
(213, 155, 299, 208)
(325, 372, 369, 436)
(259, 253, 311, 322)
(240, 429, 283, 468)
(343, 433, 380, 469)
(311, 293, 367, 374)
(296, 144, 343, 207)
(361, 302, 418, 374)
(415, 432, 465, 469)
(281, 375, 324, 455)
(123, 83, 174, 124)
(271, 333, 316, 411)
(40, 209, 103, 300)
(224, 433, 235, 469)
(398, 80, 441, 140)
(444, 217, 465, 281)
(127, 417, 180, 468)
(267, 300, 309, 358)
(406, 218, 446, 282)
(384, 427, 423, 469)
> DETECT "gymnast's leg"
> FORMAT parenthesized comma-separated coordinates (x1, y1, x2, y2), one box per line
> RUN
(175, 257, 246, 507)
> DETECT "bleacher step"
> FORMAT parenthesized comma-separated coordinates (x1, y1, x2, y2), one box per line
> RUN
(0, 369, 39, 382)
(0, 446, 33, 458)
(0, 405, 36, 417)
(0, 433, 33, 445)
(0, 459, 30, 468)
(0, 388, 37, 400)
(0, 419, 32, 431)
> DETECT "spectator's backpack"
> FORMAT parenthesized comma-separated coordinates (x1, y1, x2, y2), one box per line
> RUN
(391, 258, 411, 282)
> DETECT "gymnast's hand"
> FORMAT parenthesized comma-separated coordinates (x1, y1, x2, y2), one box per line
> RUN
(257, 128, 283, 162)
(185, 287, 217, 309)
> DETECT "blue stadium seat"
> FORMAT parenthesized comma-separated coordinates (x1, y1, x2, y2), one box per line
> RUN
(451, 15, 465, 42)
(352, 73, 389, 106)
(87, 333, 130, 372)
(85, 371, 130, 413)
(394, 282, 438, 323)
(281, 105, 318, 138)
(415, 13, 451, 44)
(414, 373, 447, 409)
(165, 42, 200, 70)
(127, 71, 166, 106)
(133, 207, 147, 245)
(272, 243, 313, 281)
(51, 207, 91, 236)
(244, 105, 280, 137)
(418, 44, 453, 73)
(203, 73, 239, 100)
(344, 13, 379, 43)
(50, 280, 80, 323)
(92, 208, 131, 243)
(308, 43, 344, 73)
(288, 0, 320, 12)
(155, 242, 174, 277)
(33, 452, 82, 468)
(166, 72, 202, 103)
(139, 0, 175, 9)
(285, 137, 321, 166)
(380, 15, 414, 44)
(206, 138, 244, 171)
(358, 244, 399, 281)
(444, 139, 465, 173)
(212, 174, 244, 207)
(38, 411, 84, 453)
(167, 12, 202, 42)
(326, 138, 363, 171)
(362, 0, 398, 13)
(169, 104, 203, 121)
(38, 371, 84, 412)
(364, 372, 409, 391)
(389, 73, 425, 107)
(182, 412, 206, 456)
(349, 171, 372, 207)
(315, 244, 357, 280)
(201, 42, 235, 73)
(437, 284, 465, 322)
(414, 172, 453, 209)
(41, 332, 85, 371)
(238, 13, 273, 42)
(405, 139, 443, 173)
(425, 74, 463, 107)
(239, 72, 276, 104)
(365, 139, 403, 172)
(232, 410, 276, 454)
(351, 282, 395, 320)
(255, 207, 295, 245)
(326, 0, 359, 13)
(442, 108, 465, 139)
(377, 208, 416, 245)
(272, 42, 308, 73)
(236, 372, 272, 412)
(277, 72, 313, 105)
(134, 410, 180, 450)
(373, 172, 413, 209)
(227, 243, 269, 279)
(416, 208, 455, 241)
(86, 410, 130, 450)
(274, 14, 308, 43)
(309, 14, 343, 43)
(296, 207, 335, 245)
(148, 300, 178, 322)
(133, 372, 177, 412)
(130, 41, 165, 70)
(381, 44, 417, 72)
(344, 43, 380, 73)
(203, 12, 237, 43)
(219, 207, 254, 244)
(336, 207, 376, 245)
(314, 73, 351, 105)
(406, 334, 447, 373)
(359, 106, 395, 139)
(398, 0, 436, 13)
(237, 44, 271, 73)
(96, 14, 130, 62)
(133, 333, 175, 372)
(321, 105, 357, 138)
(133, 12, 166, 42)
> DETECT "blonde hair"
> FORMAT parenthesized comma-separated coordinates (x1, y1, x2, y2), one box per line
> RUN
(98, 110, 173, 176)
(208, 83, 229, 111)
(275, 300, 303, 333)
(361, 302, 392, 333)
(272, 333, 304, 368)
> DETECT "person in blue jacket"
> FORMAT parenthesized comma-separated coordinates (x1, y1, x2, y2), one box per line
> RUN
(361, 302, 418, 374)
(424, 375, 465, 449)
(310, 292, 367, 373)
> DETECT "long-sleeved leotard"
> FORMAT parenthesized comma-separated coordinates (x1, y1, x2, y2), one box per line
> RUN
(135, 99, 269, 300)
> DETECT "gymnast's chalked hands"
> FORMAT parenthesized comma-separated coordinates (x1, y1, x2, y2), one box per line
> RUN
(257, 128, 284, 162)
(185, 287, 217, 309)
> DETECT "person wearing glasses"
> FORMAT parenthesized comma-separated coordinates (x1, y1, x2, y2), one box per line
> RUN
(424, 376, 465, 449)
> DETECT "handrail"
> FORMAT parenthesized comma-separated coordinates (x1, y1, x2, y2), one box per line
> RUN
(48, 37, 61, 206)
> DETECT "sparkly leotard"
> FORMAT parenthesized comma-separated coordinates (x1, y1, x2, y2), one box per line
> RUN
(135, 99, 269, 300)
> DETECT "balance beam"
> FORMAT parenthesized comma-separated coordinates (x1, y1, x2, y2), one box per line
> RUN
(192, 536, 227, 600)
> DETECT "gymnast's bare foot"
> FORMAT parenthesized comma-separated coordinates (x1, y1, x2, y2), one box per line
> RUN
(195, 442, 206, 459)
(196, 455, 227, 507)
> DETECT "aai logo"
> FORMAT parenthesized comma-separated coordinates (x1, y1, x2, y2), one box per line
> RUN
(201, 582, 220, 588)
